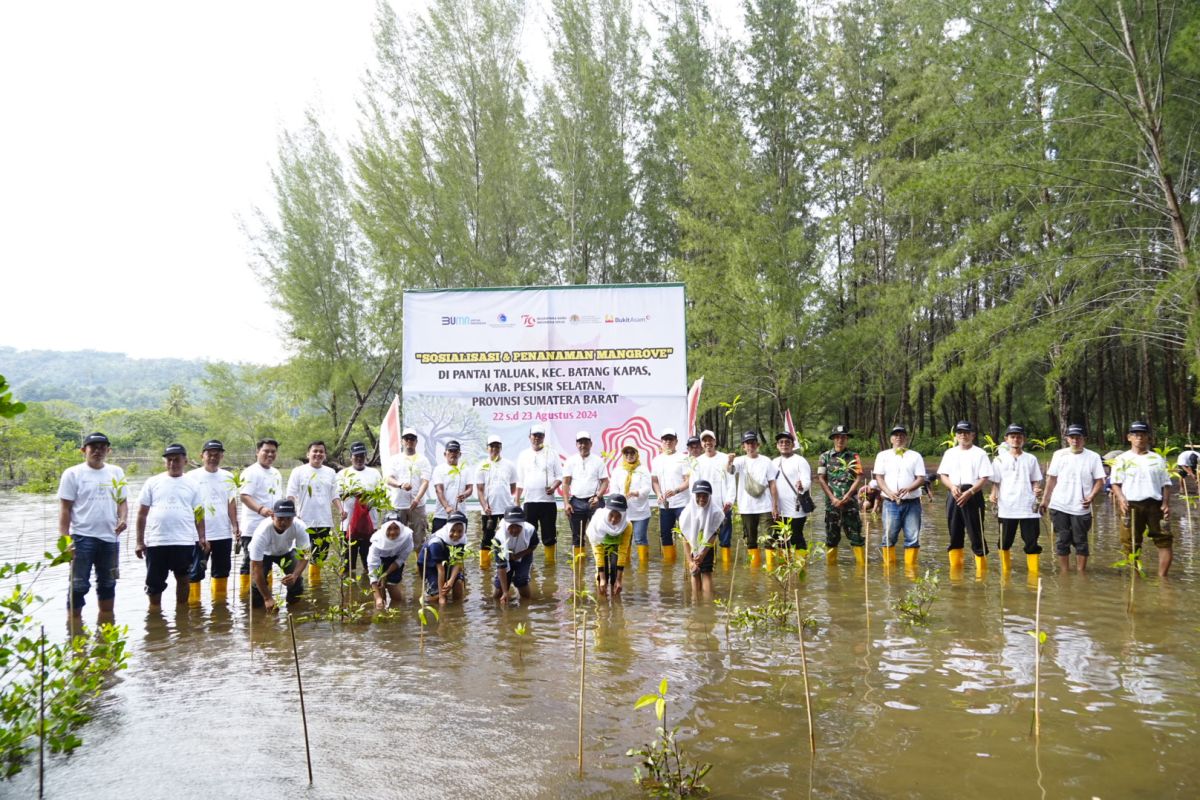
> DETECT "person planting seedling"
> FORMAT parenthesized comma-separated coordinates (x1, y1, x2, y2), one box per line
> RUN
(677, 480, 723, 598)
(367, 511, 414, 609)
(493, 506, 538, 605)
(586, 494, 632, 596)
(417, 510, 468, 604)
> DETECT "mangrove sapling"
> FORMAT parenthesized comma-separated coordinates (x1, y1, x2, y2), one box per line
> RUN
(721, 527, 742, 641)
(1026, 577, 1046, 739)
(514, 622, 530, 664)
(892, 570, 940, 625)
(1111, 508, 1145, 612)
(416, 593, 439, 654)
(627, 679, 712, 798)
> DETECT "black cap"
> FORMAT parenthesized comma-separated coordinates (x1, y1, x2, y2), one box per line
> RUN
(889, 425, 908, 435)
(1128, 420, 1150, 434)
(1004, 424, 1026, 436)
(954, 420, 974, 433)
(503, 506, 526, 523)
(686, 435, 702, 446)
(775, 431, 794, 441)
(273, 499, 297, 517)
(447, 510, 468, 526)
(382, 510, 403, 524)
(82, 432, 110, 447)
(162, 443, 187, 457)
(829, 424, 851, 438)
(350, 441, 368, 455)
(691, 480, 713, 495)
(201, 439, 224, 452)
(1065, 424, 1086, 437)
(445, 440, 461, 452)
(606, 494, 628, 511)
(742, 430, 760, 443)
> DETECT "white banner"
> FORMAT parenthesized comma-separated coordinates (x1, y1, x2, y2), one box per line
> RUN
(401, 284, 687, 474)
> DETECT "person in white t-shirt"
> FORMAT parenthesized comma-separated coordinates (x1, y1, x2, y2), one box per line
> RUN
(727, 430, 780, 567)
(186, 439, 239, 605)
(338, 441, 384, 575)
(937, 420, 993, 576)
(694, 430, 735, 561)
(771, 431, 812, 564)
(247, 499, 312, 611)
(872, 425, 926, 573)
(563, 430, 610, 554)
(1177, 446, 1199, 483)
(136, 444, 206, 610)
(58, 432, 127, 620)
(651, 428, 690, 562)
(1110, 420, 1174, 576)
(431, 440, 473, 532)
(287, 441, 343, 575)
(613, 440, 653, 566)
(237, 438, 282, 592)
(988, 425, 1044, 577)
(475, 435, 518, 569)
(367, 511, 414, 609)
(386, 428, 432, 548)
(492, 506, 539, 604)
(515, 423, 563, 563)
(1039, 423, 1106, 573)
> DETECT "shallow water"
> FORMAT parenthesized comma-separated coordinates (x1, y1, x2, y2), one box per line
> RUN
(2, 483, 1198, 799)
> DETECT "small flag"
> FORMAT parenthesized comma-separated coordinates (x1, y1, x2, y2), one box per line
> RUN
(784, 409, 797, 442)
(378, 394, 402, 464)
(687, 377, 704, 436)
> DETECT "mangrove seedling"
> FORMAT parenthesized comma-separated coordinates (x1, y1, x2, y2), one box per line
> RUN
(1026, 577, 1046, 739)
(416, 593, 439, 654)
(892, 570, 940, 625)
(627, 678, 712, 798)
(514, 622, 530, 664)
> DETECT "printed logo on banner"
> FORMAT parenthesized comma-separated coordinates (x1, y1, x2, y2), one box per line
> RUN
(521, 314, 536, 327)
(441, 315, 487, 326)
(497, 313, 508, 322)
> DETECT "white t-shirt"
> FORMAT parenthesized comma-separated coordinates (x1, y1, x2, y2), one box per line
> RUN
(1112, 450, 1171, 502)
(937, 446, 993, 487)
(1177, 450, 1200, 469)
(338, 466, 383, 525)
(474, 457, 518, 514)
(872, 449, 925, 501)
(138, 473, 203, 547)
(431, 461, 471, 519)
(611, 465, 653, 521)
(238, 462, 283, 537)
(248, 517, 313, 560)
(367, 523, 414, 574)
(564, 453, 608, 499)
(692, 452, 735, 509)
(990, 451, 1043, 519)
(773, 455, 813, 518)
(731, 455, 779, 515)
(495, 520, 536, 562)
(187, 468, 236, 541)
(286, 464, 339, 527)
(516, 447, 563, 503)
(387, 452, 432, 509)
(651, 451, 691, 509)
(58, 462, 127, 542)
(1046, 448, 1106, 515)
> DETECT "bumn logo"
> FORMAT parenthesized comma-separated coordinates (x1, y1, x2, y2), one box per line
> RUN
(440, 315, 470, 326)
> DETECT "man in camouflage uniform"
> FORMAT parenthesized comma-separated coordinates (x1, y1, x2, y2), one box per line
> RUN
(817, 424, 864, 566)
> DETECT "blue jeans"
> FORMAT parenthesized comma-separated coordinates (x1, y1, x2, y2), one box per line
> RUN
(630, 518, 650, 546)
(882, 499, 922, 548)
(70, 534, 119, 610)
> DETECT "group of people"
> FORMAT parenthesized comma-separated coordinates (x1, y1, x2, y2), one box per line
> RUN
(57, 417, 1184, 618)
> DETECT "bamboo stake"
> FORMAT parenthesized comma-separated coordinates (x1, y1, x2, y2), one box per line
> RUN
(577, 608, 587, 779)
(1033, 577, 1043, 739)
(793, 590, 816, 753)
(38, 626, 45, 800)
(288, 614, 314, 785)
(68, 547, 76, 644)
(723, 531, 742, 641)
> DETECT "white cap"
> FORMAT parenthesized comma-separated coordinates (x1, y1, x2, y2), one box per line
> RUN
(529, 424, 546, 435)
(869, 479, 879, 489)
(575, 430, 592, 441)
(660, 427, 677, 439)
(402, 427, 418, 438)
(487, 434, 502, 445)
(699, 429, 716, 440)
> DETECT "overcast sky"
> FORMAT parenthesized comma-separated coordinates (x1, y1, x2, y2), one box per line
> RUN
(0, 0, 741, 366)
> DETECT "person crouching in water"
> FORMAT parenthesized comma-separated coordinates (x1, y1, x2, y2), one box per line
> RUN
(678, 480, 723, 598)
(586, 494, 632, 596)
(418, 510, 468, 604)
(493, 506, 538, 605)
(368, 511, 414, 609)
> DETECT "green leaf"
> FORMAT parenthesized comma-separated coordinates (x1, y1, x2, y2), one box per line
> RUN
(635, 694, 659, 710)
(658, 677, 668, 696)
(655, 697, 665, 721)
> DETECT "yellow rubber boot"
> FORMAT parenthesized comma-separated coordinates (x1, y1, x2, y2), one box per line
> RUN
(309, 563, 322, 584)
(748, 548, 761, 568)
(637, 544, 649, 567)
(999, 550, 1012, 575)
(879, 546, 892, 570)
(238, 574, 251, 595)
(826, 546, 838, 566)
(974, 555, 987, 580)
(480, 550, 493, 570)
(543, 544, 556, 565)
(948, 549, 964, 579)
(765, 549, 777, 570)
(211, 577, 228, 604)
(1026, 553, 1039, 578)
(187, 581, 202, 607)
(904, 547, 919, 577)
(662, 545, 677, 563)
(853, 546, 866, 568)
(720, 546, 731, 566)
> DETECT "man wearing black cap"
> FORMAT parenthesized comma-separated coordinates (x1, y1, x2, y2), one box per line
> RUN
(772, 431, 812, 566)
(431, 440, 473, 533)
(1110, 421, 1174, 576)
(564, 430, 610, 558)
(937, 421, 993, 577)
(247, 498, 312, 611)
(136, 444, 207, 610)
(237, 438, 282, 593)
(817, 425, 863, 566)
(727, 430, 781, 567)
(338, 441, 383, 576)
(1040, 424, 1106, 573)
(186, 440, 239, 605)
(872, 425, 925, 573)
(58, 432, 127, 619)
(988, 425, 1044, 578)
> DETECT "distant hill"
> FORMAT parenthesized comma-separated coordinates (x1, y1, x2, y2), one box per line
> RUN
(0, 347, 219, 410)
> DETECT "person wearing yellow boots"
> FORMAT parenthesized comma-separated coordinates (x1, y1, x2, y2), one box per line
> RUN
(615, 440, 653, 567)
(586, 494, 633, 596)
(771, 431, 812, 567)
(988, 425, 1044, 579)
(515, 423, 563, 566)
(58, 432, 127, 622)
(385, 427, 432, 549)
(678, 480, 724, 599)
(651, 428, 691, 564)
(564, 430, 610, 566)
(237, 438, 282, 595)
(694, 430, 735, 564)
(474, 435, 518, 570)
(338, 441, 384, 582)
(289, 441, 345, 574)
(136, 444, 207, 611)
(817, 425, 864, 567)
(873, 425, 925, 575)
(938, 421, 992, 579)
(1039, 424, 1106, 573)
(187, 440, 238, 605)
(727, 431, 781, 568)
(1110, 420, 1174, 577)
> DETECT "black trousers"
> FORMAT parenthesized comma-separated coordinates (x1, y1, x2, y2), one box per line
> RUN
(190, 538, 233, 581)
(568, 497, 596, 547)
(947, 488, 987, 556)
(998, 518, 1042, 554)
(523, 502, 557, 547)
(251, 550, 303, 606)
(481, 513, 501, 552)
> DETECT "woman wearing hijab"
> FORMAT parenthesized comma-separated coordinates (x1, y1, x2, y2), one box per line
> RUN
(492, 506, 538, 605)
(586, 494, 633, 596)
(417, 510, 468, 604)
(615, 440, 653, 566)
(367, 510, 415, 609)
(677, 480, 723, 598)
